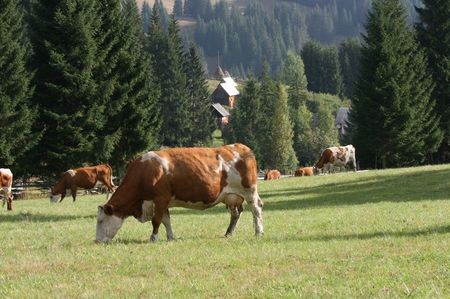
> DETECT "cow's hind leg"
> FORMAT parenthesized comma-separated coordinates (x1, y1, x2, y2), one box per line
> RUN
(71, 187, 77, 202)
(162, 209, 174, 241)
(245, 190, 264, 236)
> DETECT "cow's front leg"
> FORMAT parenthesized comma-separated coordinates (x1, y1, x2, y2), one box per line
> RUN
(59, 191, 66, 203)
(225, 204, 243, 237)
(7, 194, 13, 211)
(71, 187, 77, 202)
(150, 199, 170, 242)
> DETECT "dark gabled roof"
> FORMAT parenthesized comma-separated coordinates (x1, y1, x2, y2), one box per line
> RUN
(212, 103, 230, 117)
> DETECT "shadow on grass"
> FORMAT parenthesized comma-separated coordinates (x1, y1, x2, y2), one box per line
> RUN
(273, 224, 450, 243)
(0, 212, 94, 223)
(170, 167, 450, 215)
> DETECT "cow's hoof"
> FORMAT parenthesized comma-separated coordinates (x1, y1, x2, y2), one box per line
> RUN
(150, 234, 158, 242)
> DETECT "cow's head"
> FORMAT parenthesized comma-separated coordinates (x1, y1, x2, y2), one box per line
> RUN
(96, 204, 124, 242)
(313, 166, 320, 175)
(49, 188, 60, 203)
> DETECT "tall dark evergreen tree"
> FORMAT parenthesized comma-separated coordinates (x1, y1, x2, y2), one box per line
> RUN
(184, 43, 215, 146)
(339, 38, 362, 99)
(351, 0, 442, 168)
(29, 0, 104, 176)
(416, 0, 450, 162)
(257, 62, 277, 169)
(106, 0, 161, 175)
(230, 77, 262, 164)
(0, 0, 38, 171)
(265, 84, 298, 173)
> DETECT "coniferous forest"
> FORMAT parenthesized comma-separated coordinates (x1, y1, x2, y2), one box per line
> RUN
(0, 0, 449, 180)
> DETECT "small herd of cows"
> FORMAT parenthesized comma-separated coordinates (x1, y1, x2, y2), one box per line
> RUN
(0, 144, 356, 242)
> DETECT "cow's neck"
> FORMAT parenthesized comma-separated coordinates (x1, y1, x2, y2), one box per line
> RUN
(106, 182, 143, 219)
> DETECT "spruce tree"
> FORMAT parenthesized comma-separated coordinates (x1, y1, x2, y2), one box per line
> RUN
(281, 51, 309, 165)
(184, 43, 215, 146)
(416, 0, 450, 162)
(339, 38, 361, 99)
(153, 14, 191, 147)
(351, 0, 442, 168)
(257, 62, 277, 169)
(0, 0, 38, 170)
(107, 0, 161, 175)
(231, 77, 262, 164)
(265, 84, 298, 173)
(29, 0, 104, 176)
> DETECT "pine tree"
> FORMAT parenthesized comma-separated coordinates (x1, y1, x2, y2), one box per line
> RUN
(264, 84, 298, 173)
(0, 0, 38, 170)
(184, 43, 215, 146)
(416, 0, 450, 162)
(281, 51, 309, 165)
(29, 0, 104, 176)
(339, 38, 362, 99)
(155, 14, 191, 146)
(351, 0, 442, 168)
(257, 62, 277, 169)
(106, 0, 161, 176)
(230, 77, 262, 164)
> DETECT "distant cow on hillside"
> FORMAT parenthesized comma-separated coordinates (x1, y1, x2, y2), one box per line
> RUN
(264, 169, 281, 180)
(0, 168, 13, 211)
(315, 145, 357, 174)
(294, 167, 314, 177)
(50, 164, 115, 203)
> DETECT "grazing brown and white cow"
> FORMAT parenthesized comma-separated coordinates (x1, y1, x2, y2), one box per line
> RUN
(264, 169, 281, 180)
(315, 145, 357, 174)
(294, 167, 314, 177)
(95, 144, 264, 243)
(0, 168, 13, 211)
(50, 164, 115, 203)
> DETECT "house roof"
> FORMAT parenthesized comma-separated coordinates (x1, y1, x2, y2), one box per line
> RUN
(220, 82, 240, 96)
(212, 103, 230, 117)
(222, 77, 238, 87)
(335, 107, 350, 126)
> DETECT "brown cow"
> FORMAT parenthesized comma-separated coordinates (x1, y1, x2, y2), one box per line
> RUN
(264, 169, 281, 180)
(0, 168, 13, 211)
(50, 164, 115, 203)
(294, 167, 314, 177)
(95, 144, 264, 242)
(315, 145, 357, 174)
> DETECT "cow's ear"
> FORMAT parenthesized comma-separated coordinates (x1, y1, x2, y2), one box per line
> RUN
(104, 204, 114, 215)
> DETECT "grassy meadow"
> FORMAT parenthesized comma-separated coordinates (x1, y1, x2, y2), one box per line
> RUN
(1, 164, 449, 298)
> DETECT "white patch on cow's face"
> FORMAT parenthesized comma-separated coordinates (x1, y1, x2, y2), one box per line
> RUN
(95, 207, 124, 242)
(67, 169, 76, 176)
(50, 194, 60, 203)
(140, 151, 170, 174)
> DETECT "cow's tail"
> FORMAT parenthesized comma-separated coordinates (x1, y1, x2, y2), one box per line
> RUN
(106, 164, 115, 187)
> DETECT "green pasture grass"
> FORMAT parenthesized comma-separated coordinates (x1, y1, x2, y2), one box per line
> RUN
(1, 165, 449, 298)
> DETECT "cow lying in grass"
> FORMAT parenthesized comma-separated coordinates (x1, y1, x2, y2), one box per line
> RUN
(50, 164, 115, 203)
(264, 169, 281, 180)
(294, 167, 314, 177)
(0, 168, 13, 211)
(95, 144, 264, 242)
